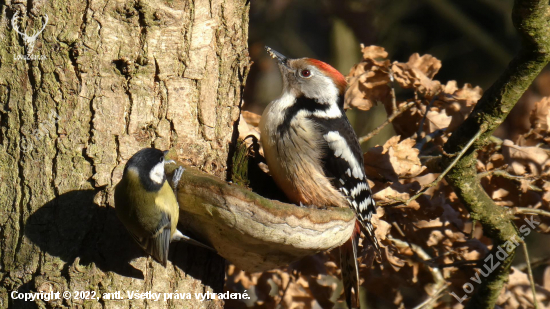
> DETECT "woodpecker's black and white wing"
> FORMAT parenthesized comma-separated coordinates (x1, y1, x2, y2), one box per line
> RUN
(313, 111, 381, 254)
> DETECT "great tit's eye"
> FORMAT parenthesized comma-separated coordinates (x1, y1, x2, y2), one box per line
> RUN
(159, 156, 164, 163)
(300, 69, 311, 78)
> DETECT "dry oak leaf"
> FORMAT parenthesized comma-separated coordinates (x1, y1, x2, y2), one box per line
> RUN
(360, 44, 389, 63)
(345, 45, 391, 111)
(502, 139, 550, 176)
(364, 136, 426, 182)
(391, 53, 442, 97)
(530, 97, 550, 133)
(372, 206, 391, 244)
(497, 267, 550, 308)
(242, 110, 262, 128)
(373, 185, 420, 210)
(441, 82, 483, 133)
(520, 96, 550, 145)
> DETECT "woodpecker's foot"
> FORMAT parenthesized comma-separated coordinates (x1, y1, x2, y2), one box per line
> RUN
(171, 166, 185, 190)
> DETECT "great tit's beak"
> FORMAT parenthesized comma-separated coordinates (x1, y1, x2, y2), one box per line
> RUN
(163, 150, 176, 164)
(265, 46, 288, 66)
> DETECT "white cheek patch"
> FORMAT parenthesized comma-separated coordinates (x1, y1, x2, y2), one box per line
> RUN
(149, 161, 165, 184)
(301, 72, 339, 104)
(313, 103, 342, 119)
(324, 131, 364, 179)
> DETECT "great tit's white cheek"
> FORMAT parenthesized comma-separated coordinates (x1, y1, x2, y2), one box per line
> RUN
(149, 161, 165, 184)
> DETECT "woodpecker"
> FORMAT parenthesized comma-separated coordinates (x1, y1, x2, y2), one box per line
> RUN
(260, 47, 380, 308)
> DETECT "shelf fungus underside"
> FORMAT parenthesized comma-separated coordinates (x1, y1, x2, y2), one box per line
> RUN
(169, 165, 356, 272)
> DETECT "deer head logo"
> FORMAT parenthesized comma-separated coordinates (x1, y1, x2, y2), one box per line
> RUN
(11, 11, 48, 56)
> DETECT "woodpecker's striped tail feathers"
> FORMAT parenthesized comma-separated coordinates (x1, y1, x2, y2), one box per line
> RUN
(351, 184, 382, 261)
(340, 228, 360, 309)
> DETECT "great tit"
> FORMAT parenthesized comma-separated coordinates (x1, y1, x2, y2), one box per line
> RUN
(115, 148, 212, 266)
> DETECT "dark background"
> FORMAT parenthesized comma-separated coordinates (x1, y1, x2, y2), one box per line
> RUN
(244, 0, 549, 149)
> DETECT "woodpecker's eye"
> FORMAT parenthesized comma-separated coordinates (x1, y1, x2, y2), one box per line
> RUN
(300, 69, 311, 78)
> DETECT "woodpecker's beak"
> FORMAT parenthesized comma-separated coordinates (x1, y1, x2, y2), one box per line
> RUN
(265, 46, 288, 65)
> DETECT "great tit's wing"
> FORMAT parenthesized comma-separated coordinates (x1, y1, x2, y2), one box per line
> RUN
(147, 212, 172, 266)
(127, 212, 172, 267)
(171, 229, 215, 251)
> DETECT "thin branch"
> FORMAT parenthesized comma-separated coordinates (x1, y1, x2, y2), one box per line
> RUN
(388, 68, 397, 112)
(415, 128, 447, 151)
(519, 238, 539, 309)
(478, 169, 542, 191)
(412, 284, 449, 309)
(358, 101, 416, 144)
(405, 129, 482, 206)
(415, 95, 438, 144)
(437, 260, 480, 269)
(517, 256, 550, 272)
(510, 207, 550, 218)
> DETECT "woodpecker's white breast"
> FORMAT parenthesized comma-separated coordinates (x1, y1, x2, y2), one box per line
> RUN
(260, 92, 348, 207)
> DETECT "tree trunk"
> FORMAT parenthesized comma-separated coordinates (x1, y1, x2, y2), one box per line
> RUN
(0, 0, 249, 308)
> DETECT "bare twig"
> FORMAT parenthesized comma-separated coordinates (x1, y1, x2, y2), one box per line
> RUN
(412, 284, 449, 309)
(518, 238, 539, 309)
(388, 69, 397, 112)
(478, 169, 542, 191)
(510, 207, 550, 218)
(517, 256, 550, 272)
(415, 128, 447, 150)
(405, 129, 483, 206)
(437, 260, 480, 269)
(358, 101, 416, 144)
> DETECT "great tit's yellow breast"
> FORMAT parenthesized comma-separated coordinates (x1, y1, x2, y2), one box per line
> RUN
(114, 170, 178, 238)
(155, 181, 179, 235)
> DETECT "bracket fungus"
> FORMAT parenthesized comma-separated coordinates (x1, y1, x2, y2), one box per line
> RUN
(169, 165, 355, 272)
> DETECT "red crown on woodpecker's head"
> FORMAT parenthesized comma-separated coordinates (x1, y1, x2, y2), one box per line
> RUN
(304, 58, 347, 95)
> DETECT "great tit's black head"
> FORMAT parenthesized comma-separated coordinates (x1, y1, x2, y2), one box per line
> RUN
(124, 148, 168, 191)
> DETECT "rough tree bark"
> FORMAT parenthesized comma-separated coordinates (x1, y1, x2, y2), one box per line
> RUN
(0, 0, 249, 308)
